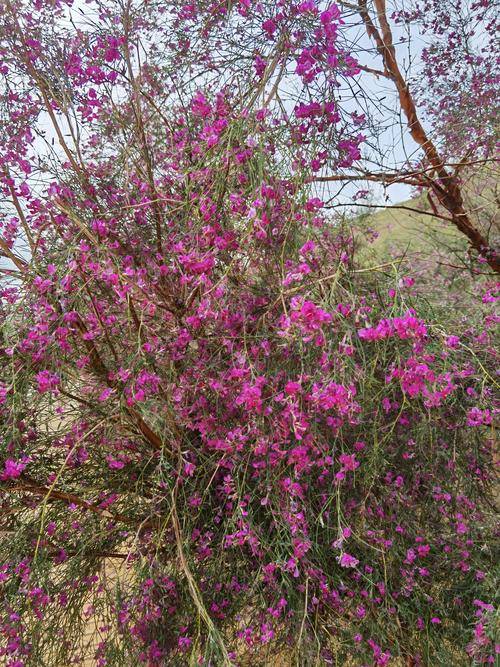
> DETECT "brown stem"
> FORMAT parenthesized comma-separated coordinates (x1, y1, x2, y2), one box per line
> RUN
(0, 238, 28, 272)
(10, 474, 133, 525)
(171, 479, 233, 665)
(1, 166, 35, 253)
(72, 316, 171, 454)
(358, 0, 499, 272)
(313, 171, 421, 186)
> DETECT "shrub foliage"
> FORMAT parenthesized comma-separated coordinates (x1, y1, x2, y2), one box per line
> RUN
(0, 0, 498, 665)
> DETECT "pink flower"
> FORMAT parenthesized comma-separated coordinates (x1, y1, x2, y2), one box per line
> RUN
(184, 462, 196, 476)
(284, 380, 301, 395)
(262, 19, 277, 38)
(338, 453, 360, 471)
(405, 548, 416, 564)
(292, 538, 311, 559)
(36, 370, 60, 394)
(445, 335, 460, 348)
(254, 55, 267, 77)
(99, 387, 113, 401)
(191, 92, 211, 118)
(466, 407, 492, 426)
(313, 381, 357, 414)
(358, 312, 427, 341)
(1, 458, 26, 480)
(236, 378, 265, 413)
(178, 635, 192, 651)
(291, 299, 332, 331)
(338, 552, 359, 568)
(106, 456, 125, 470)
(297, 0, 317, 13)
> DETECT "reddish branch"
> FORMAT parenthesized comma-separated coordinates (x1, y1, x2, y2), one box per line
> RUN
(313, 171, 421, 186)
(357, 0, 499, 272)
(73, 318, 169, 454)
(9, 474, 133, 525)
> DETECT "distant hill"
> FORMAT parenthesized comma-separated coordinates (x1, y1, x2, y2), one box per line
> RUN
(355, 162, 498, 269)
(355, 195, 464, 264)
(352, 181, 497, 323)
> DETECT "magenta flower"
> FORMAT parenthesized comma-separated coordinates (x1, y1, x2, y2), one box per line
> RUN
(338, 553, 359, 568)
(1, 459, 26, 480)
(284, 380, 301, 396)
(338, 453, 360, 472)
(35, 370, 60, 394)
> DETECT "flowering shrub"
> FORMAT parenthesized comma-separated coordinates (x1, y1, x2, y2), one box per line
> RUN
(0, 0, 498, 665)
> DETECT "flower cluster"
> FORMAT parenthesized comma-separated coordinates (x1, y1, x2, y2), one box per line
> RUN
(0, 1, 497, 666)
